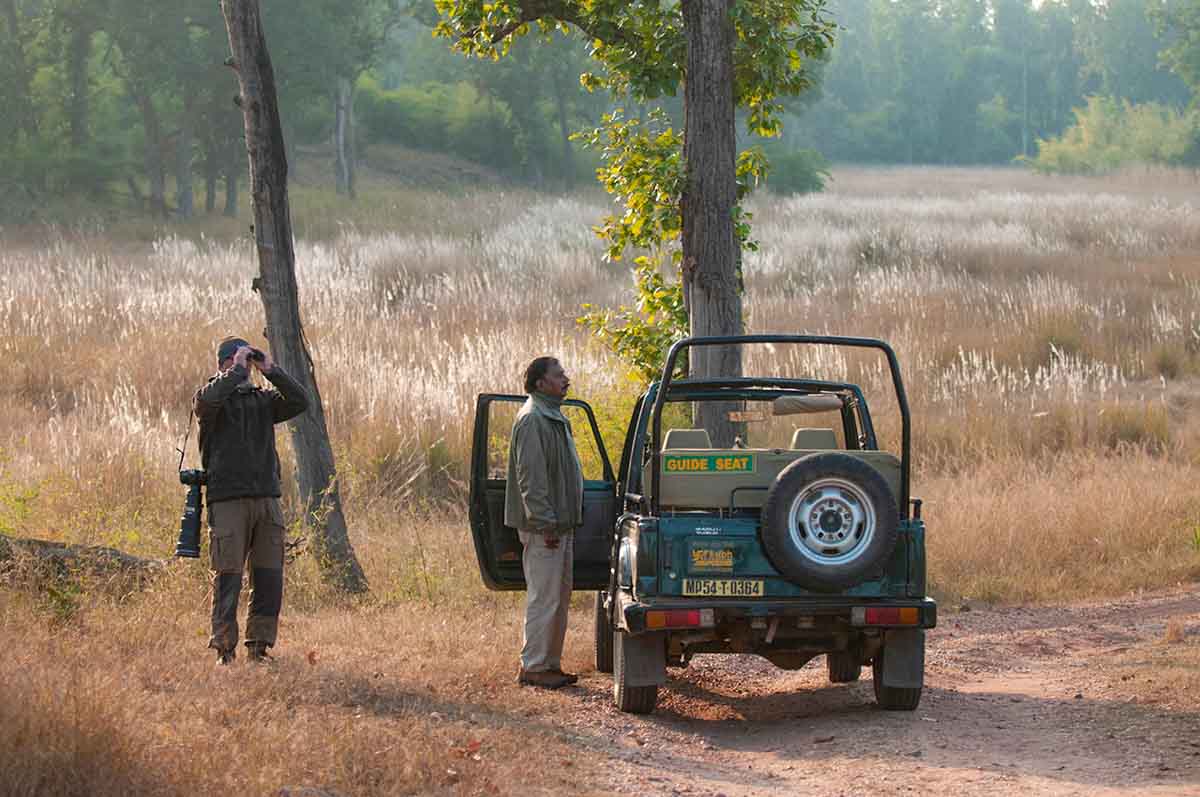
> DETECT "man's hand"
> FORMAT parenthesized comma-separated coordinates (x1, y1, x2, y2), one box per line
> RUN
(543, 533, 560, 550)
(232, 345, 253, 370)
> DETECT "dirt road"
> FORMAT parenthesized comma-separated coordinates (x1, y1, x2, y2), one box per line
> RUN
(506, 588, 1200, 796)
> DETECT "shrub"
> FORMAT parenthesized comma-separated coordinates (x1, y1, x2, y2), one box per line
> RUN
(1029, 96, 1200, 175)
(356, 76, 521, 170)
(760, 141, 829, 195)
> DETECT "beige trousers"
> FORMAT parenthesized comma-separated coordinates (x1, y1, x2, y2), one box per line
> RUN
(519, 530, 573, 672)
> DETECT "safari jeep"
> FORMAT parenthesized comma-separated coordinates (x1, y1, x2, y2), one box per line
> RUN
(469, 334, 935, 714)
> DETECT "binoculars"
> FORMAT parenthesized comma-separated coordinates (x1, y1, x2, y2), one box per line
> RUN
(175, 468, 207, 558)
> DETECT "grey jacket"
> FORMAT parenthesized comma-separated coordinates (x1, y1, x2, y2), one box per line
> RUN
(504, 393, 584, 534)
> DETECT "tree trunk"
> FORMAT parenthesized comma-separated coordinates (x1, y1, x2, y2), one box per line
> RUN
(681, 0, 742, 447)
(205, 135, 219, 214)
(136, 90, 169, 219)
(175, 98, 196, 220)
(333, 76, 355, 198)
(224, 151, 239, 217)
(3, 0, 38, 141)
(1, 533, 163, 581)
(551, 65, 574, 187)
(221, 0, 368, 594)
(66, 22, 91, 151)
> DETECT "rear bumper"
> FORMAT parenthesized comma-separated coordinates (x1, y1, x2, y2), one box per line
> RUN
(618, 593, 937, 635)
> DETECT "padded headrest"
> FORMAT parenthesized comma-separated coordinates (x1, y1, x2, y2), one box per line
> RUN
(790, 428, 838, 449)
(663, 428, 713, 450)
(774, 394, 843, 415)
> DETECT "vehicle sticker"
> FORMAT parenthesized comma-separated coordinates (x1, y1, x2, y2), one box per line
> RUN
(662, 454, 755, 474)
(690, 546, 734, 572)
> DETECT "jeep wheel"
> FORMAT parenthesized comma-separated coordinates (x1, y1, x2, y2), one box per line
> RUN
(826, 651, 862, 683)
(872, 643, 923, 711)
(762, 453, 899, 592)
(594, 591, 613, 673)
(613, 631, 658, 714)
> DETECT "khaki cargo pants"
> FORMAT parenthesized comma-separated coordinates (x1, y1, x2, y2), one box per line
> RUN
(208, 497, 285, 654)
(518, 530, 573, 672)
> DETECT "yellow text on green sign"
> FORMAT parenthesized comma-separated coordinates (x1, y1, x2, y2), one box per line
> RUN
(662, 454, 755, 474)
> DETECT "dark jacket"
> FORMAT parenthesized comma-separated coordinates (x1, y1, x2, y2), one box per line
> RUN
(193, 364, 309, 505)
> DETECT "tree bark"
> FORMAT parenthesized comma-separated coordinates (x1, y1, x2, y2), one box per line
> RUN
(550, 62, 574, 186)
(66, 22, 91, 151)
(333, 76, 355, 198)
(135, 89, 169, 219)
(224, 151, 239, 217)
(681, 0, 742, 447)
(3, 0, 38, 141)
(174, 97, 196, 220)
(205, 136, 219, 214)
(220, 0, 368, 593)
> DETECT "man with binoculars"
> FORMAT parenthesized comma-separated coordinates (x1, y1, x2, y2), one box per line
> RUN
(193, 336, 309, 665)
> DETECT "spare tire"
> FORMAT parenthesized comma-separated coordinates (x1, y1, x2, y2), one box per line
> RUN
(761, 452, 899, 592)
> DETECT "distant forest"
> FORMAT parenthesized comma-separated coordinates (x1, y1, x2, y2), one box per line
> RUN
(1, 1, 1198, 221)
(788, 0, 1195, 165)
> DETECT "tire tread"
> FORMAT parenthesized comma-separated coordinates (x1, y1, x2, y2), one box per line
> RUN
(613, 631, 658, 714)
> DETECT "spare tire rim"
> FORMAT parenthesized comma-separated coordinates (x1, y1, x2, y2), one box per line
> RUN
(786, 477, 877, 566)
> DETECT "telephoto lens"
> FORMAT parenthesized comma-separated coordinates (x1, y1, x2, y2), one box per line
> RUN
(175, 469, 206, 558)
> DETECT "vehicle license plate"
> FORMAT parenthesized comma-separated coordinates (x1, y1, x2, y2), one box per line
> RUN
(682, 579, 764, 597)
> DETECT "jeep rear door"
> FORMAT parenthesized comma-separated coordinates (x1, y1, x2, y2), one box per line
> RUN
(469, 394, 617, 590)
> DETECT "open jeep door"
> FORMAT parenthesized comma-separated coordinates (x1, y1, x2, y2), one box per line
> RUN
(469, 394, 617, 590)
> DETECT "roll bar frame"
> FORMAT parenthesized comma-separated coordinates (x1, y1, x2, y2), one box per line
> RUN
(649, 334, 913, 519)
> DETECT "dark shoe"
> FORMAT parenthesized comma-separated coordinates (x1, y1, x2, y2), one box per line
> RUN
(247, 643, 274, 664)
(549, 668, 579, 685)
(216, 649, 236, 666)
(517, 669, 572, 689)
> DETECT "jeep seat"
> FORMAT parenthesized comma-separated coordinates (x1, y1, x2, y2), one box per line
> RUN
(790, 428, 838, 450)
(663, 428, 713, 450)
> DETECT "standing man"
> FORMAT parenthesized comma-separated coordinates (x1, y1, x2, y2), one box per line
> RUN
(505, 356, 585, 689)
(194, 336, 309, 665)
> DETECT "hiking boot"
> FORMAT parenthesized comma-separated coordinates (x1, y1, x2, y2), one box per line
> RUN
(548, 668, 579, 685)
(516, 669, 572, 689)
(215, 649, 236, 666)
(247, 643, 274, 664)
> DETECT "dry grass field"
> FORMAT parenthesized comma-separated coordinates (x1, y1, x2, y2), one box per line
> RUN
(2, 166, 1200, 795)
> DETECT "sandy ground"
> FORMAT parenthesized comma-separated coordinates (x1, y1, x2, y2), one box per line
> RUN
(490, 587, 1200, 796)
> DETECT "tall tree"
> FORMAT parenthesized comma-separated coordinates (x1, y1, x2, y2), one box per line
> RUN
(221, 0, 369, 594)
(268, 0, 398, 197)
(437, 1, 833, 442)
(1157, 0, 1200, 98)
(1080, 0, 1190, 107)
(1, 0, 39, 143)
(680, 0, 741, 440)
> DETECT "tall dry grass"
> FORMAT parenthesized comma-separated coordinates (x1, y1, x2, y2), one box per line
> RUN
(2, 166, 1200, 793)
(2, 169, 1200, 596)
(0, 557, 607, 797)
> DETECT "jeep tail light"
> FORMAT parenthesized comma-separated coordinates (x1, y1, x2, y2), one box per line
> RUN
(852, 607, 920, 626)
(646, 609, 715, 629)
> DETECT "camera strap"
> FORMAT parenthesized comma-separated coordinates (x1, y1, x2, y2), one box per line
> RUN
(176, 408, 195, 473)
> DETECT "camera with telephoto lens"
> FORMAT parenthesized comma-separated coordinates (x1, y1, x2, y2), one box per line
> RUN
(175, 469, 207, 558)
